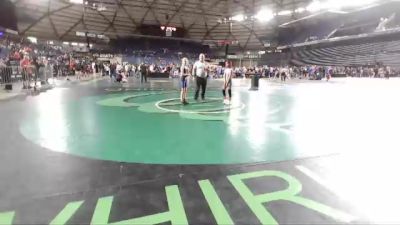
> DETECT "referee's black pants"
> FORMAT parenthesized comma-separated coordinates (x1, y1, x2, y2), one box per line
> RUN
(141, 72, 147, 83)
(194, 76, 207, 100)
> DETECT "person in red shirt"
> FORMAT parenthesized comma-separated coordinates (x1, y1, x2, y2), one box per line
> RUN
(20, 55, 31, 88)
(13, 51, 20, 60)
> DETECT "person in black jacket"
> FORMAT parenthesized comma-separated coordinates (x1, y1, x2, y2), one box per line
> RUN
(110, 63, 116, 80)
(31, 57, 41, 89)
(140, 63, 148, 83)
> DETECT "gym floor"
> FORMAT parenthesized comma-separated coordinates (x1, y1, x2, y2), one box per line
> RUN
(1, 77, 400, 224)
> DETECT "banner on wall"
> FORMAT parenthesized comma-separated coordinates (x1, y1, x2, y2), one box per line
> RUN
(227, 54, 261, 59)
(93, 53, 115, 58)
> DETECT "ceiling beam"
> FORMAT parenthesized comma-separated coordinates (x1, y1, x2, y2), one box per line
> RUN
(201, 23, 222, 43)
(104, 6, 119, 33)
(240, 23, 265, 48)
(229, 32, 245, 51)
(117, 0, 139, 30)
(47, 0, 60, 39)
(165, 0, 188, 28)
(164, 0, 190, 27)
(243, 0, 256, 49)
(21, 4, 74, 35)
(86, 7, 119, 37)
(60, 17, 83, 40)
(140, 0, 161, 25)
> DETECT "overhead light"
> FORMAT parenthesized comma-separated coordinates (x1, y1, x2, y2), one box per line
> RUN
(295, 7, 306, 13)
(63, 42, 70, 45)
(231, 14, 245, 22)
(255, 9, 274, 22)
(97, 5, 107, 11)
(5, 29, 18, 35)
(71, 42, 78, 46)
(97, 34, 107, 39)
(87, 33, 96, 38)
(69, 0, 83, 4)
(277, 10, 292, 16)
(258, 51, 266, 54)
(306, 1, 323, 12)
(27, 36, 37, 44)
(76, 31, 86, 37)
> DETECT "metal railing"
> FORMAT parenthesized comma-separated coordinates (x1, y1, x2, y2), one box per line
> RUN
(0, 66, 22, 84)
(1, 65, 54, 89)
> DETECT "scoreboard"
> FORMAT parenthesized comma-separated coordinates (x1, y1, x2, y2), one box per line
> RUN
(216, 40, 239, 46)
(139, 24, 185, 38)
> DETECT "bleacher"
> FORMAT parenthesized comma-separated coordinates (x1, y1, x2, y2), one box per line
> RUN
(122, 50, 193, 66)
(331, 20, 379, 38)
(269, 1, 400, 68)
(278, 21, 340, 45)
(290, 38, 400, 68)
(111, 37, 210, 65)
(259, 52, 290, 66)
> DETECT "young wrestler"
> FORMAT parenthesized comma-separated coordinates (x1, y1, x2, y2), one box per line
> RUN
(222, 61, 233, 105)
(180, 57, 191, 105)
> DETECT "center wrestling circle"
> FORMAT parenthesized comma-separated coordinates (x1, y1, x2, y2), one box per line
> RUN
(155, 98, 246, 114)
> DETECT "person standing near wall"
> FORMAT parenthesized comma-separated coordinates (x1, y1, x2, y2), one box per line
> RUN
(110, 62, 116, 80)
(140, 63, 148, 83)
(31, 57, 41, 89)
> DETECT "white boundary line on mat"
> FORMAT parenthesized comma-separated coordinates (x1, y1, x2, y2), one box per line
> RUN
(155, 98, 245, 114)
